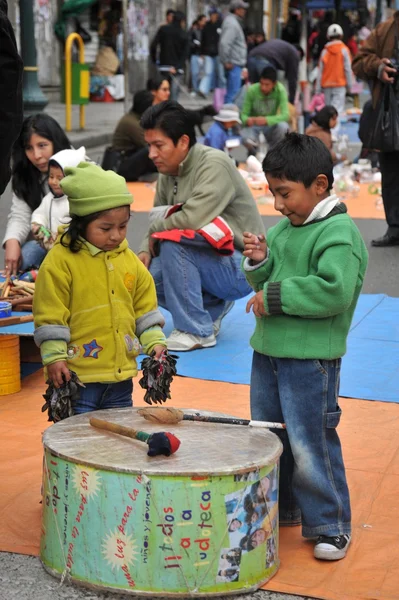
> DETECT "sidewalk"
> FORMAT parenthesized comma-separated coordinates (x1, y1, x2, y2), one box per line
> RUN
(45, 94, 210, 149)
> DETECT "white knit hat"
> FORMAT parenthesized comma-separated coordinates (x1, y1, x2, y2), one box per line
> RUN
(49, 146, 86, 173)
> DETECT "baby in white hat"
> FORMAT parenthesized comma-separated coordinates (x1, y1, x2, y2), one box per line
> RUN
(31, 146, 86, 251)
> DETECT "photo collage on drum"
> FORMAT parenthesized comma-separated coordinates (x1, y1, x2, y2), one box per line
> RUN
(216, 468, 278, 582)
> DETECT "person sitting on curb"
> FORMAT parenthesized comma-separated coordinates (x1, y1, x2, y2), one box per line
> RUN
(137, 100, 265, 352)
(204, 104, 241, 151)
(240, 66, 290, 156)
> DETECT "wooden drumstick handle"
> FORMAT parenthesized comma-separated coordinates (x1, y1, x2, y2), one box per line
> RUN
(89, 416, 181, 457)
(90, 417, 144, 441)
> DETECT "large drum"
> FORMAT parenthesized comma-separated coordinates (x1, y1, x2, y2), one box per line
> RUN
(41, 408, 283, 596)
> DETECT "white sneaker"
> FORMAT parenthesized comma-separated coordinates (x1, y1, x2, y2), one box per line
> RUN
(314, 534, 351, 561)
(213, 301, 235, 337)
(166, 329, 216, 352)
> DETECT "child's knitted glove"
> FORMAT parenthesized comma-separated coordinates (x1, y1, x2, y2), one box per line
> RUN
(41, 370, 85, 422)
(139, 350, 178, 405)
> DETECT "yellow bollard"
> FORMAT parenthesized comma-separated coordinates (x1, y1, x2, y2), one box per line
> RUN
(65, 33, 87, 132)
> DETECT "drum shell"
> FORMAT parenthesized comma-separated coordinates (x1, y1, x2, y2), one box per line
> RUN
(41, 408, 282, 596)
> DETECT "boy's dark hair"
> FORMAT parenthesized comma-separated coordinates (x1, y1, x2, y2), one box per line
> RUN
(166, 9, 175, 17)
(140, 101, 196, 148)
(131, 90, 153, 115)
(263, 132, 334, 190)
(260, 66, 277, 82)
(61, 207, 130, 253)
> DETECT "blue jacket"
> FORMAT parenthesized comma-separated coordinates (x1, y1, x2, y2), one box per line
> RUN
(204, 121, 228, 150)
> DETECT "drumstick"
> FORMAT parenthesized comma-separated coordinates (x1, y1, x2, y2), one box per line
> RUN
(89, 417, 181, 457)
(137, 407, 286, 429)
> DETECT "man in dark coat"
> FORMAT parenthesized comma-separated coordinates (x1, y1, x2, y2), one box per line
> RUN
(0, 0, 23, 196)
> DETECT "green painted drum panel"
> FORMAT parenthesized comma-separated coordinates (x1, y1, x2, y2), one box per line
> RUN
(41, 408, 283, 596)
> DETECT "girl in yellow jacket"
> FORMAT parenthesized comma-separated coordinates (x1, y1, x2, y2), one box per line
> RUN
(33, 162, 167, 414)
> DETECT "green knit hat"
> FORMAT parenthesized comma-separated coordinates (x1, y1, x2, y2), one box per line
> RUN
(61, 162, 132, 217)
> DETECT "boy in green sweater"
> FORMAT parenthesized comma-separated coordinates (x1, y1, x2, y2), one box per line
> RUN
(240, 66, 290, 155)
(242, 133, 368, 561)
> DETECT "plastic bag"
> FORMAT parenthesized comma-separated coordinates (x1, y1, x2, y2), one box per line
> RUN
(213, 88, 226, 112)
(365, 84, 399, 152)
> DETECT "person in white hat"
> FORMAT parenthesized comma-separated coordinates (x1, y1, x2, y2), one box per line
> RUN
(204, 104, 241, 151)
(315, 23, 352, 134)
(30, 146, 86, 251)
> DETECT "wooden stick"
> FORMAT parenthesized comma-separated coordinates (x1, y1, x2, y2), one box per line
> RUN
(16, 304, 33, 312)
(0, 314, 33, 327)
(90, 417, 141, 440)
(13, 280, 35, 290)
(89, 417, 181, 457)
(138, 407, 286, 430)
(1, 276, 10, 295)
(0, 296, 33, 307)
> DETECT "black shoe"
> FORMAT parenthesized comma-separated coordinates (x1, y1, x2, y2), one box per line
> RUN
(371, 234, 399, 247)
(314, 534, 351, 560)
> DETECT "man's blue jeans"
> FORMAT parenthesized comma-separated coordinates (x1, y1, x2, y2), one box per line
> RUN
(150, 238, 252, 337)
(224, 64, 242, 103)
(241, 122, 290, 151)
(199, 56, 225, 94)
(250, 352, 351, 538)
(190, 55, 204, 92)
(74, 379, 133, 414)
(21, 240, 46, 271)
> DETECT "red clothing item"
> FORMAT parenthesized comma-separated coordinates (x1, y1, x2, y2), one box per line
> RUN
(347, 36, 358, 57)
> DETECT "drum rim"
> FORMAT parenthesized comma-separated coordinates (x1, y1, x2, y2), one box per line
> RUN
(42, 407, 283, 476)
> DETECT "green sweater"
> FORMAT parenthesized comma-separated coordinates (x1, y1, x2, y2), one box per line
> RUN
(139, 143, 265, 254)
(243, 205, 368, 360)
(241, 81, 290, 126)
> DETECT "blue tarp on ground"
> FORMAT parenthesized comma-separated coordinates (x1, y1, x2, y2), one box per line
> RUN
(158, 294, 399, 403)
(8, 295, 399, 402)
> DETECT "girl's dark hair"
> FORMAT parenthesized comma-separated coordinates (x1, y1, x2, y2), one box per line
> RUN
(60, 206, 130, 253)
(12, 113, 71, 211)
(146, 73, 171, 93)
(311, 105, 338, 131)
(263, 132, 334, 190)
(61, 212, 104, 253)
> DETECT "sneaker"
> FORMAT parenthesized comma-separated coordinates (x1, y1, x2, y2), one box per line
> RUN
(314, 534, 351, 561)
(213, 301, 235, 337)
(166, 329, 216, 352)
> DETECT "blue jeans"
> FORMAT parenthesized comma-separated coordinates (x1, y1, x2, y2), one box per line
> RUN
(224, 65, 242, 103)
(150, 238, 252, 337)
(73, 379, 133, 415)
(250, 352, 351, 538)
(190, 55, 204, 92)
(21, 240, 46, 270)
(200, 56, 225, 94)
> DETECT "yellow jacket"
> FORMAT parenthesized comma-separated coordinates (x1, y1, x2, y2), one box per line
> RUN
(33, 237, 165, 384)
